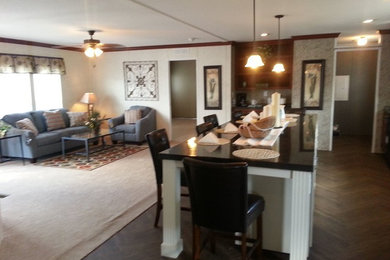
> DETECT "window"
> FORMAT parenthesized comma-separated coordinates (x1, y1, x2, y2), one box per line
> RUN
(0, 73, 63, 117)
(0, 74, 32, 116)
(33, 74, 63, 110)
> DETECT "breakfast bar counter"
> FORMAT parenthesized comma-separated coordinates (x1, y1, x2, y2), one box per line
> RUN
(159, 114, 317, 260)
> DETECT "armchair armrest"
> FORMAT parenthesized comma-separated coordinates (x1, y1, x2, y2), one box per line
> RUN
(108, 115, 124, 129)
(135, 109, 156, 141)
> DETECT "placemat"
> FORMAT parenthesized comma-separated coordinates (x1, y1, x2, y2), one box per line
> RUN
(232, 148, 280, 160)
(197, 137, 230, 146)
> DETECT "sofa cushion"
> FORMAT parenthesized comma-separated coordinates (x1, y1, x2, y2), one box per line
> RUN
(130, 106, 150, 117)
(35, 131, 62, 146)
(2, 112, 33, 128)
(124, 109, 142, 124)
(44, 110, 66, 131)
(115, 124, 136, 133)
(51, 126, 89, 137)
(67, 112, 87, 127)
(58, 108, 70, 127)
(30, 110, 47, 133)
(15, 118, 39, 136)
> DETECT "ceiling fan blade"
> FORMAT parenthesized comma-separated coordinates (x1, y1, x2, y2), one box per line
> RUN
(52, 44, 83, 50)
(98, 43, 125, 49)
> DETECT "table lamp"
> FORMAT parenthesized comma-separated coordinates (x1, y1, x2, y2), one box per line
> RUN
(80, 92, 97, 116)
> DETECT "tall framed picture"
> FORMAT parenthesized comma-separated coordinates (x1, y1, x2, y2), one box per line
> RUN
(123, 61, 159, 101)
(204, 65, 222, 110)
(301, 59, 325, 110)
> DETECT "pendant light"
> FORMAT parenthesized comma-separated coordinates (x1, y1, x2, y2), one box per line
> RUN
(245, 0, 264, 69)
(272, 15, 285, 73)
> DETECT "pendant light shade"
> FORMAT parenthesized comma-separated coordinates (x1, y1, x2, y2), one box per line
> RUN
(272, 15, 285, 73)
(245, 54, 265, 68)
(245, 0, 264, 69)
(272, 63, 285, 73)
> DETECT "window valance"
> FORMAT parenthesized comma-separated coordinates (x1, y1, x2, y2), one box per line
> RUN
(0, 54, 66, 75)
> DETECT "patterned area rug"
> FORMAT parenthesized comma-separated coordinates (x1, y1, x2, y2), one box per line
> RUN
(36, 145, 147, 171)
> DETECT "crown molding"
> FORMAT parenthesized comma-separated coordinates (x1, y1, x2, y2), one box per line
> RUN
(0, 37, 233, 52)
(292, 33, 340, 40)
(104, 41, 234, 52)
(0, 37, 82, 52)
(379, 29, 390, 35)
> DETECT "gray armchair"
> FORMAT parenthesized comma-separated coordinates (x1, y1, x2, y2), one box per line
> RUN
(108, 106, 156, 144)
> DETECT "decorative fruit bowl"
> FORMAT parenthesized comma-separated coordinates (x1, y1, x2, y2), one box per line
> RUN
(238, 116, 275, 139)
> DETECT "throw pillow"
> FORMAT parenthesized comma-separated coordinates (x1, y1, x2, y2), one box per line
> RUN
(67, 112, 88, 127)
(124, 109, 142, 124)
(43, 110, 66, 131)
(15, 118, 39, 136)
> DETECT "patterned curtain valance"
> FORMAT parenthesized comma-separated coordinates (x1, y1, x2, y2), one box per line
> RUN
(0, 53, 66, 75)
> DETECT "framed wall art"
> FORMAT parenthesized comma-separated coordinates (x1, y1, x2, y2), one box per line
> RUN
(301, 59, 325, 110)
(123, 61, 159, 101)
(204, 65, 222, 110)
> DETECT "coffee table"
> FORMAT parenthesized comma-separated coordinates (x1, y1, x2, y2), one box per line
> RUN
(61, 129, 125, 162)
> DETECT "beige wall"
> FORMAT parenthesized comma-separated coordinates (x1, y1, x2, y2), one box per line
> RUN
(0, 42, 91, 112)
(90, 45, 232, 138)
(292, 38, 336, 151)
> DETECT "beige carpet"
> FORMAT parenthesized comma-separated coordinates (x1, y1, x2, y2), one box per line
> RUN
(0, 148, 156, 260)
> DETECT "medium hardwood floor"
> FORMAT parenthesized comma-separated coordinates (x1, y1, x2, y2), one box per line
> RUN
(84, 135, 390, 260)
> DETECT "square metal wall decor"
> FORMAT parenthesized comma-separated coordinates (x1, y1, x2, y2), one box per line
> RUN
(123, 61, 159, 101)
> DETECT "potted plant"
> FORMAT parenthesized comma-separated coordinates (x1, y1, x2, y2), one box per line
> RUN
(85, 111, 103, 135)
(0, 120, 11, 138)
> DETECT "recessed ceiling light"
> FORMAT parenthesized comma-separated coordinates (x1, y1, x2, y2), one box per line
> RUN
(260, 33, 269, 37)
(362, 19, 374, 24)
(188, 37, 197, 42)
(357, 36, 368, 46)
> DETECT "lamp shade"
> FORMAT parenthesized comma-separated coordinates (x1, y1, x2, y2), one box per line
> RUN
(245, 54, 264, 69)
(272, 63, 285, 73)
(80, 92, 97, 104)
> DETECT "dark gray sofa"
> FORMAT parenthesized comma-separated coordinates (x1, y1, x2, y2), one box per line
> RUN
(1, 109, 89, 162)
(108, 106, 156, 144)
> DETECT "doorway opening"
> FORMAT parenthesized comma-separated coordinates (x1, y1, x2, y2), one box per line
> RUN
(333, 49, 378, 150)
(170, 60, 197, 142)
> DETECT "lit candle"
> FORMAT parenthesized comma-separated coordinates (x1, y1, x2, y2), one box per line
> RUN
(272, 92, 281, 127)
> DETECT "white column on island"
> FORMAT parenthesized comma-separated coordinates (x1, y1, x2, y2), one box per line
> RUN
(161, 160, 183, 258)
(272, 92, 281, 127)
(289, 170, 312, 260)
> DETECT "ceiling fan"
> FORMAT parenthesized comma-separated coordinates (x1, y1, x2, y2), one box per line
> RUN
(82, 30, 123, 57)
(56, 30, 124, 57)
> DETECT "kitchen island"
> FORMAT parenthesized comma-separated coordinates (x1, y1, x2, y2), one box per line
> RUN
(159, 114, 317, 260)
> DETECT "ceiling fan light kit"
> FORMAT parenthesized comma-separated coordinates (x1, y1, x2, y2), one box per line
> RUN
(272, 14, 285, 73)
(84, 30, 104, 58)
(245, 0, 264, 69)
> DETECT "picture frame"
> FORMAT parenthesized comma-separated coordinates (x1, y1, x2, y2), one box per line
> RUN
(204, 65, 222, 110)
(300, 114, 316, 151)
(123, 61, 159, 101)
(301, 59, 325, 110)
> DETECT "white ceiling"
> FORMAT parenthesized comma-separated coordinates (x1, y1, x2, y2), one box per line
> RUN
(0, 0, 389, 48)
